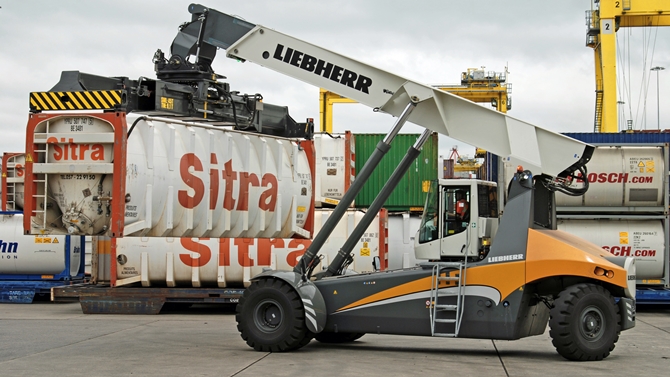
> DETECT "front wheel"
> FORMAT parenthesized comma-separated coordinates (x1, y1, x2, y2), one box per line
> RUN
(236, 278, 313, 352)
(549, 283, 620, 361)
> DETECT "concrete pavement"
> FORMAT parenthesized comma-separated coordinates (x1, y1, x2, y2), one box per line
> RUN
(0, 302, 669, 376)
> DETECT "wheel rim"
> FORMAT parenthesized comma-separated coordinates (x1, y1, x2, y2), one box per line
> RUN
(253, 298, 284, 333)
(579, 305, 605, 342)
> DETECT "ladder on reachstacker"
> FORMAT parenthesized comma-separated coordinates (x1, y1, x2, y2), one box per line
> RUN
(429, 260, 466, 337)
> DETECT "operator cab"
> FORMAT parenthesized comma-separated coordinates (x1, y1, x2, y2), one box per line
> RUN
(415, 179, 499, 261)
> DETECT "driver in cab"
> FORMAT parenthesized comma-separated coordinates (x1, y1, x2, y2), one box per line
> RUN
(455, 190, 469, 223)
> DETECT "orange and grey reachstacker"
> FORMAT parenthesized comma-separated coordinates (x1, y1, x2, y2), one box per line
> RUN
(161, 4, 636, 361)
(28, 3, 636, 360)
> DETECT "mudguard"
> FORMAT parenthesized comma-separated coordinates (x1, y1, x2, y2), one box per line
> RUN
(251, 270, 327, 333)
(618, 297, 636, 330)
(602, 256, 637, 299)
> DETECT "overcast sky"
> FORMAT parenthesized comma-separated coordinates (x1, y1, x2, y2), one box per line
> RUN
(1, 0, 669, 159)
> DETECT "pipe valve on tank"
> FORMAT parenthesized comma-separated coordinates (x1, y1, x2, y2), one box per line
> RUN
(62, 204, 95, 235)
(92, 194, 113, 217)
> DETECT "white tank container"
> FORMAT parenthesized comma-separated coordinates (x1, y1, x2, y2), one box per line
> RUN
(386, 213, 425, 269)
(3, 152, 63, 233)
(312, 208, 387, 271)
(314, 132, 354, 207)
(1, 153, 25, 211)
(0, 212, 81, 276)
(27, 113, 313, 239)
(504, 146, 665, 207)
(557, 219, 665, 280)
(557, 146, 664, 207)
(2, 154, 86, 278)
(112, 208, 387, 287)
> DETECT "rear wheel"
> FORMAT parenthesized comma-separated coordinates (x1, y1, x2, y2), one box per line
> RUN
(549, 283, 620, 361)
(314, 332, 364, 343)
(236, 278, 312, 352)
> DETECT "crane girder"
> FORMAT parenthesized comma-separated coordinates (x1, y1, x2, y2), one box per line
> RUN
(587, 0, 670, 132)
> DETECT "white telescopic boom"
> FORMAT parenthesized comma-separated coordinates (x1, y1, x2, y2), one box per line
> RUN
(191, 4, 592, 177)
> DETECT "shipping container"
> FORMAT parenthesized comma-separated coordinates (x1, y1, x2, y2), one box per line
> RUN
(312, 208, 387, 271)
(502, 145, 668, 212)
(556, 146, 666, 210)
(480, 152, 499, 183)
(105, 208, 387, 288)
(0, 213, 82, 276)
(4, 152, 93, 276)
(557, 219, 666, 280)
(313, 132, 355, 207)
(1, 153, 25, 211)
(551, 135, 670, 297)
(496, 139, 670, 298)
(0, 211, 85, 303)
(563, 131, 670, 145)
(442, 159, 454, 179)
(1, 153, 86, 302)
(354, 133, 438, 211)
(24, 113, 315, 239)
(386, 213, 424, 269)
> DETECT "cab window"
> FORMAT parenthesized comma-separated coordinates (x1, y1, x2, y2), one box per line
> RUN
(418, 181, 439, 243)
(442, 186, 469, 237)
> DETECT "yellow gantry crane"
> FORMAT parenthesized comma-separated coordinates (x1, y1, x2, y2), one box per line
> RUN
(586, 0, 670, 132)
(318, 67, 511, 133)
(448, 147, 482, 174)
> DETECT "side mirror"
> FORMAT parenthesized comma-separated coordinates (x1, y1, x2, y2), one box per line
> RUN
(372, 256, 381, 272)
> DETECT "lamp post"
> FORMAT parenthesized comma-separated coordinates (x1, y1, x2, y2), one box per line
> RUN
(651, 66, 665, 130)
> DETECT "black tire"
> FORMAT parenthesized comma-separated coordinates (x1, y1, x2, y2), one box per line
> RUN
(236, 278, 313, 352)
(549, 283, 621, 361)
(314, 332, 365, 343)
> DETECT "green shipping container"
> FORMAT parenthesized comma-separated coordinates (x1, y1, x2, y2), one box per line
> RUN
(354, 133, 438, 212)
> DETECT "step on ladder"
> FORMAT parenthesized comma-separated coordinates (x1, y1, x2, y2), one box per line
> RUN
(429, 260, 466, 337)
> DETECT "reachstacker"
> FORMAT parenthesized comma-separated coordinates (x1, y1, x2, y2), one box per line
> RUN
(156, 4, 636, 361)
(24, 4, 636, 361)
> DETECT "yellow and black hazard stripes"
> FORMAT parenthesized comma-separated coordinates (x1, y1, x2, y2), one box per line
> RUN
(30, 90, 123, 111)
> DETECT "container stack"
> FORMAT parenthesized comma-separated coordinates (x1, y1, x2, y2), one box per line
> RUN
(499, 131, 670, 301)
(557, 132, 670, 301)
(0, 153, 86, 303)
(352, 133, 439, 269)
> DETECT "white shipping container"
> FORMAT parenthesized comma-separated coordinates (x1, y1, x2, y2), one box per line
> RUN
(111, 208, 387, 287)
(386, 213, 425, 269)
(556, 146, 665, 208)
(312, 208, 387, 272)
(504, 146, 666, 207)
(0, 213, 82, 276)
(2, 153, 25, 211)
(557, 219, 665, 280)
(503, 146, 665, 208)
(2, 154, 87, 278)
(313, 132, 354, 207)
(25, 113, 314, 239)
(2, 153, 59, 225)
